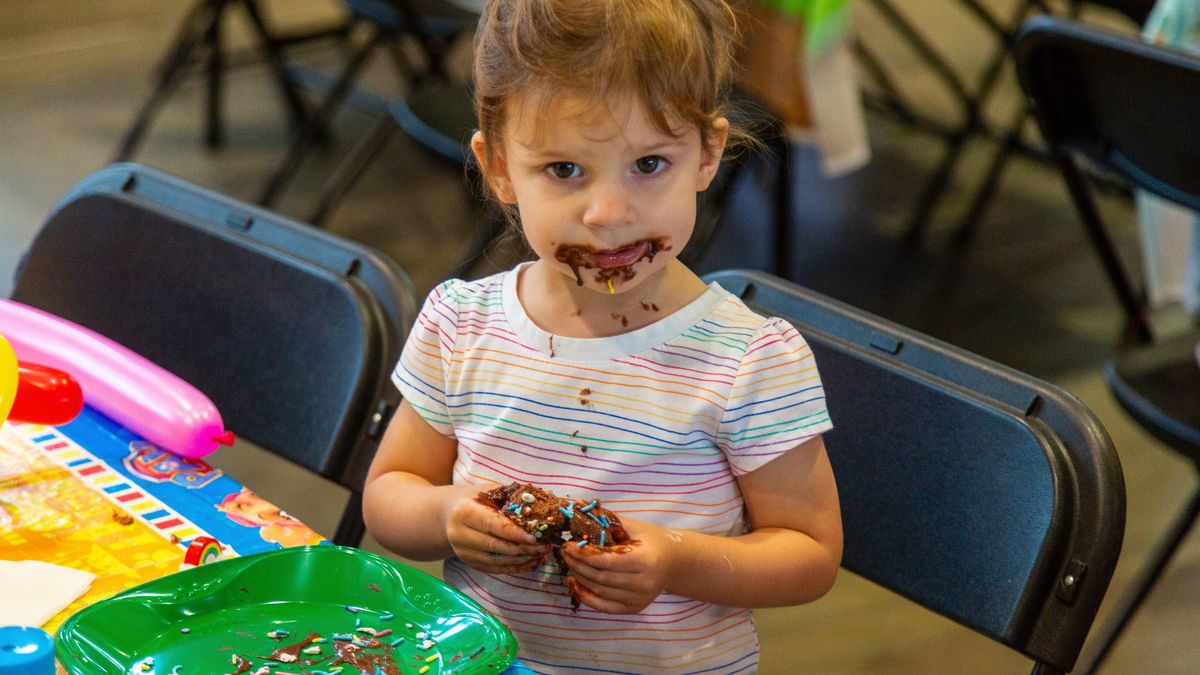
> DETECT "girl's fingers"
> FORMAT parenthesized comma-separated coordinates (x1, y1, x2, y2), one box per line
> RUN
(478, 509, 538, 545)
(460, 517, 545, 556)
(568, 580, 638, 614)
(562, 545, 637, 573)
(571, 565, 643, 595)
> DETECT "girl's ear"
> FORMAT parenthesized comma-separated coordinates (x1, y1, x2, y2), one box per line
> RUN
(471, 131, 517, 204)
(696, 117, 730, 191)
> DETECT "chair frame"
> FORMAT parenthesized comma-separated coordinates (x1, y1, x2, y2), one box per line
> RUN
(12, 163, 416, 546)
(704, 269, 1125, 674)
(1016, 16, 1200, 341)
(858, 0, 1154, 251)
(1012, 15, 1200, 669)
(114, 0, 351, 162)
(256, 0, 478, 214)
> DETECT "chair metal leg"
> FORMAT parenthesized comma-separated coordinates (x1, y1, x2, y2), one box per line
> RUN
(1029, 662, 1066, 675)
(204, 3, 225, 149)
(308, 114, 399, 227)
(904, 0, 1040, 249)
(952, 106, 1031, 249)
(853, 40, 918, 128)
(1055, 154, 1154, 344)
(1079, 486, 1200, 673)
(113, 0, 221, 161)
(259, 24, 385, 208)
(861, 0, 1043, 249)
(239, 0, 312, 132)
(863, 0, 973, 105)
(114, 0, 324, 161)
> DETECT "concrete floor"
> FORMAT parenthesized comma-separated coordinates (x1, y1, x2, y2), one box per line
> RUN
(2, 1, 1198, 672)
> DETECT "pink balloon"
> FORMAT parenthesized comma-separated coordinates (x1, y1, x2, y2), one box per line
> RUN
(0, 299, 234, 458)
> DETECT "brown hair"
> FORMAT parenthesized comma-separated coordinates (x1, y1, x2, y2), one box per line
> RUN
(472, 0, 744, 193)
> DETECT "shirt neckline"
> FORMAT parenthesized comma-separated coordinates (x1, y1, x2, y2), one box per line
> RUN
(501, 262, 729, 361)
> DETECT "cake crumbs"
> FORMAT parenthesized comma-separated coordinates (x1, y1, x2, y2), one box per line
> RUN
(111, 510, 134, 526)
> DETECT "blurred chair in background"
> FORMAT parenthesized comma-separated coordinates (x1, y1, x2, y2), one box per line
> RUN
(256, 0, 477, 216)
(114, 0, 351, 161)
(1012, 16, 1200, 670)
(857, 0, 1154, 250)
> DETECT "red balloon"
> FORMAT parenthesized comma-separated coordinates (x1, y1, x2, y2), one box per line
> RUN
(10, 362, 84, 425)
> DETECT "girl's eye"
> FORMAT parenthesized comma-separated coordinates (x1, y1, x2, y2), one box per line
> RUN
(634, 156, 663, 174)
(548, 162, 579, 179)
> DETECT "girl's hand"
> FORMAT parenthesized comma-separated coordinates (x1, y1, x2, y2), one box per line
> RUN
(559, 518, 675, 614)
(444, 485, 549, 574)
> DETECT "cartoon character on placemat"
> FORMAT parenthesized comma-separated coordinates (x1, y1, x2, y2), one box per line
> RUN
(215, 488, 323, 547)
(123, 441, 223, 489)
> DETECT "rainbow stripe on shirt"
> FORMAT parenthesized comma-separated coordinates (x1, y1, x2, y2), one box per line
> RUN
(393, 267, 832, 674)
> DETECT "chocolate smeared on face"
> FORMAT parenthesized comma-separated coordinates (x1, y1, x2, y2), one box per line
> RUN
(554, 237, 671, 287)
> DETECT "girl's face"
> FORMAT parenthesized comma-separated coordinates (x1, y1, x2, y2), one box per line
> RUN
(473, 91, 727, 297)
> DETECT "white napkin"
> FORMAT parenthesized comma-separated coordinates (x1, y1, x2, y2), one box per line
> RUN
(0, 560, 96, 627)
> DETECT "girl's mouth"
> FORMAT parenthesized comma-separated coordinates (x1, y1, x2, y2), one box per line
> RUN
(554, 237, 672, 287)
(588, 243, 648, 269)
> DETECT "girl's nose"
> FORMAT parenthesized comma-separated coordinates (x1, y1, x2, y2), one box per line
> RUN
(582, 183, 634, 228)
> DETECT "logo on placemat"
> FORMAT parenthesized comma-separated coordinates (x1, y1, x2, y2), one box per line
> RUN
(123, 441, 222, 488)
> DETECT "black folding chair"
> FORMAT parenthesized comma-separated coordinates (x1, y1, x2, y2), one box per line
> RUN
(1015, 15, 1200, 344)
(1012, 16, 1200, 670)
(11, 163, 417, 547)
(704, 269, 1125, 674)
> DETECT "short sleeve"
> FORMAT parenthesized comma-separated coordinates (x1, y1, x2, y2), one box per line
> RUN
(717, 317, 833, 475)
(392, 280, 459, 437)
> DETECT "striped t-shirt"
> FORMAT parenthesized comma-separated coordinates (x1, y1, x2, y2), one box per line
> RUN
(393, 266, 832, 674)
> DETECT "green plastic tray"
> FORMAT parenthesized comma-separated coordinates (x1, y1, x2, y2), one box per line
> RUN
(55, 545, 517, 674)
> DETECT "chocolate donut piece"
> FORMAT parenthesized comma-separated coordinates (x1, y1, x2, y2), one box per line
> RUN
(477, 482, 635, 608)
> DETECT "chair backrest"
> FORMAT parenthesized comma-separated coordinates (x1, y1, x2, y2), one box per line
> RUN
(12, 163, 417, 544)
(703, 270, 1125, 674)
(1015, 15, 1200, 212)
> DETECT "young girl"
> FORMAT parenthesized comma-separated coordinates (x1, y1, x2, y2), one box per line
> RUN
(363, 1, 842, 672)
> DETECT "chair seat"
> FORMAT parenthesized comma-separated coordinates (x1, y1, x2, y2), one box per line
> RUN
(1105, 336, 1200, 459)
